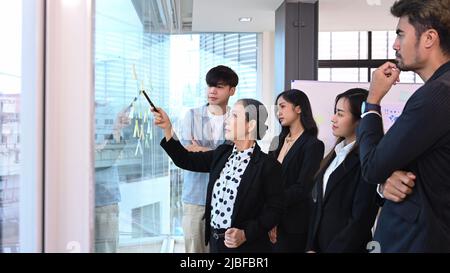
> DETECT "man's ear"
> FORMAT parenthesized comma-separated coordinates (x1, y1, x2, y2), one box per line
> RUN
(423, 29, 439, 50)
(229, 87, 236, 96)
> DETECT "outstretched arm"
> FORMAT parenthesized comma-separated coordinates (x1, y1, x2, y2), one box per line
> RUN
(152, 107, 214, 173)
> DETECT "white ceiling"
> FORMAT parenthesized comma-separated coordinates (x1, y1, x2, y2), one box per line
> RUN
(191, 0, 399, 32)
(192, 0, 284, 32)
(319, 0, 398, 31)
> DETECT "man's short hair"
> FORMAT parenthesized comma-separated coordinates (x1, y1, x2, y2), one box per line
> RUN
(391, 0, 450, 55)
(205, 65, 239, 88)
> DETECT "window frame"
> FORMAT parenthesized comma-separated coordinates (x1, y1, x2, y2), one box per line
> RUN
(318, 31, 394, 82)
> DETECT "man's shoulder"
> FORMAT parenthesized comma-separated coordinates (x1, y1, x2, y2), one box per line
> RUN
(189, 105, 208, 115)
(420, 77, 450, 105)
(182, 105, 207, 124)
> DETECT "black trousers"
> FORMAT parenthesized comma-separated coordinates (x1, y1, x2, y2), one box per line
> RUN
(272, 229, 307, 253)
(209, 228, 272, 253)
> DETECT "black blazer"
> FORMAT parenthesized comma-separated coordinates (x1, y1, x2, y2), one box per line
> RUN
(269, 133, 324, 234)
(357, 61, 450, 252)
(160, 137, 284, 252)
(306, 149, 379, 252)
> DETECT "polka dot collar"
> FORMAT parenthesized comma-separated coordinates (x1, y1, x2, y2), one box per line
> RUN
(231, 143, 255, 160)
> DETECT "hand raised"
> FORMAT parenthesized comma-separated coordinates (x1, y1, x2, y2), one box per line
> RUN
(368, 62, 401, 104)
(151, 107, 172, 130)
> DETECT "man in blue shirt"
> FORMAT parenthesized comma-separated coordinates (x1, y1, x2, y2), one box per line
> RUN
(179, 65, 238, 253)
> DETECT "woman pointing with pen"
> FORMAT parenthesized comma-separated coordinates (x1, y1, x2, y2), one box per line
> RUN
(151, 99, 284, 253)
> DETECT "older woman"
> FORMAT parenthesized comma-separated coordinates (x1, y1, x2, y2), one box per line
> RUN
(151, 99, 283, 253)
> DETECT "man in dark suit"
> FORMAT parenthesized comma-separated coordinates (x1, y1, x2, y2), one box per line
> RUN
(358, 0, 450, 252)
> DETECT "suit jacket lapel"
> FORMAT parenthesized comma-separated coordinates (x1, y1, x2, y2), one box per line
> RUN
(231, 143, 262, 222)
(281, 134, 308, 176)
(206, 146, 233, 213)
(310, 171, 326, 243)
(323, 151, 359, 204)
(313, 163, 328, 205)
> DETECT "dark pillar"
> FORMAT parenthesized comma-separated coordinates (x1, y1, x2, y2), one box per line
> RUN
(275, 0, 318, 93)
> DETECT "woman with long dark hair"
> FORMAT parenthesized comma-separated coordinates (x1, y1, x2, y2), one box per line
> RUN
(268, 89, 324, 252)
(306, 88, 379, 252)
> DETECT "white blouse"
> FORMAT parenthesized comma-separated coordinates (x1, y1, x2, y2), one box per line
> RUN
(210, 143, 255, 229)
(322, 141, 356, 196)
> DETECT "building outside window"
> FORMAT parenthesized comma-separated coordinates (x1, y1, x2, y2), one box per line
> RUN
(94, 0, 260, 253)
(0, 0, 22, 253)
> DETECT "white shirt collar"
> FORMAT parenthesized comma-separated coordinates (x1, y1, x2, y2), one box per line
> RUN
(334, 140, 356, 156)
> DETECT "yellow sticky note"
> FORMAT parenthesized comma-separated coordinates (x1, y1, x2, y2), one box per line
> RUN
(133, 119, 139, 138)
(132, 64, 138, 81)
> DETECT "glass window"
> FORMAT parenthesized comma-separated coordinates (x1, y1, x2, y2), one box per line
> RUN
(94, 0, 260, 253)
(319, 30, 422, 83)
(318, 68, 331, 81)
(329, 32, 368, 60)
(0, 0, 22, 253)
(318, 32, 331, 60)
(372, 31, 397, 59)
(319, 68, 368, 82)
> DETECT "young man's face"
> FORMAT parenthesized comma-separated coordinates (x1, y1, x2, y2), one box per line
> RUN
(207, 82, 235, 108)
(393, 16, 427, 72)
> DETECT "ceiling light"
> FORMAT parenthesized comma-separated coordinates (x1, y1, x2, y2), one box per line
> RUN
(239, 17, 252, 23)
